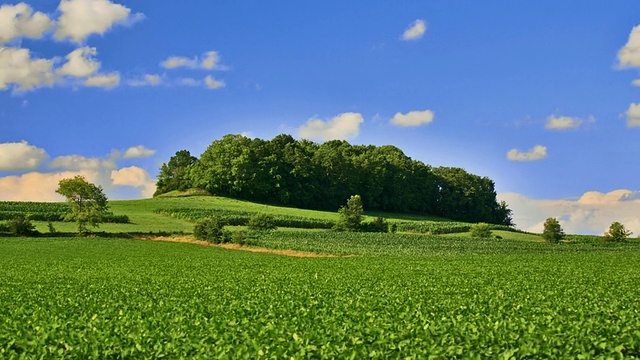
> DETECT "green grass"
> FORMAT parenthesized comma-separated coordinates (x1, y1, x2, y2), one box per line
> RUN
(1, 237, 639, 358)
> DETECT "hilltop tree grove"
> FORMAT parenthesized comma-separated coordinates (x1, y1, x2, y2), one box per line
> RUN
(156, 134, 513, 225)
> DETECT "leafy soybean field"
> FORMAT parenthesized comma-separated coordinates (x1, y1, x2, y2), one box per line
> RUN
(1, 237, 640, 358)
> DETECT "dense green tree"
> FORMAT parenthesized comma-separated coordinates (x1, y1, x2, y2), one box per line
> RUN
(542, 217, 564, 243)
(334, 195, 364, 231)
(56, 176, 109, 233)
(604, 222, 632, 242)
(154, 150, 198, 196)
(173, 134, 513, 225)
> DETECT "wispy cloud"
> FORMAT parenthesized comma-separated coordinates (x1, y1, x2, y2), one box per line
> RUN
(545, 115, 593, 130)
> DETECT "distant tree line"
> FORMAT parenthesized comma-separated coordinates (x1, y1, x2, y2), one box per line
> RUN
(155, 134, 513, 225)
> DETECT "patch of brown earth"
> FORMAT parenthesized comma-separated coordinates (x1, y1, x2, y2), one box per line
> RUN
(137, 235, 341, 258)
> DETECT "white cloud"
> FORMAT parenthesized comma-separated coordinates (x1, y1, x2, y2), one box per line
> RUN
(507, 145, 547, 161)
(0, 3, 54, 44)
(161, 50, 222, 70)
(298, 112, 364, 141)
(123, 145, 155, 158)
(618, 25, 640, 68)
(201, 51, 219, 69)
(402, 20, 426, 41)
(626, 103, 640, 127)
(0, 170, 100, 202)
(128, 74, 162, 87)
(49, 155, 115, 171)
(57, 47, 100, 78)
(0, 47, 55, 91)
(83, 72, 120, 88)
(55, 0, 138, 43)
(632, 79, 640, 87)
(499, 190, 640, 235)
(204, 75, 224, 89)
(110, 166, 156, 197)
(0, 141, 48, 171)
(390, 109, 434, 127)
(545, 115, 586, 130)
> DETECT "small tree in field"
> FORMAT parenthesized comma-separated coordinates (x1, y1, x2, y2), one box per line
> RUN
(470, 223, 492, 238)
(56, 176, 109, 234)
(542, 217, 564, 243)
(604, 222, 632, 242)
(333, 195, 363, 231)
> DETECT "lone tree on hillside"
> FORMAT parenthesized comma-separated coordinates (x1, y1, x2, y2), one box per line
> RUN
(604, 222, 632, 242)
(56, 176, 109, 233)
(542, 217, 564, 243)
(333, 195, 363, 231)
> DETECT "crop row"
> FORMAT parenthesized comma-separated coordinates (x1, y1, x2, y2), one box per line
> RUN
(156, 208, 336, 229)
(394, 221, 515, 235)
(0, 202, 129, 223)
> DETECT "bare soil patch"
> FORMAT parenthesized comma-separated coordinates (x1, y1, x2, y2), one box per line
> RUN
(137, 235, 341, 258)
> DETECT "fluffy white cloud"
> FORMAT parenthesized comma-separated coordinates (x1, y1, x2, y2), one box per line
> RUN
(618, 25, 640, 68)
(390, 109, 434, 127)
(110, 166, 156, 197)
(128, 74, 162, 87)
(0, 47, 55, 91)
(0, 141, 47, 171)
(507, 145, 547, 161)
(626, 103, 640, 127)
(83, 72, 120, 88)
(402, 20, 426, 41)
(499, 190, 640, 235)
(298, 112, 364, 141)
(0, 3, 54, 44)
(161, 50, 221, 70)
(0, 170, 100, 202)
(545, 115, 587, 130)
(123, 145, 155, 158)
(204, 75, 224, 89)
(632, 79, 640, 87)
(55, 0, 138, 43)
(57, 47, 100, 78)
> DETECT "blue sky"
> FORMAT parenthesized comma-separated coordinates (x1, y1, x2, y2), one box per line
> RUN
(1, 0, 640, 235)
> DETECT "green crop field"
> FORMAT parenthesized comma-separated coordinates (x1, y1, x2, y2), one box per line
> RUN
(2, 195, 640, 357)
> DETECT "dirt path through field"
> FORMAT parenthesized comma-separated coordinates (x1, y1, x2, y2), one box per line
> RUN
(137, 236, 341, 258)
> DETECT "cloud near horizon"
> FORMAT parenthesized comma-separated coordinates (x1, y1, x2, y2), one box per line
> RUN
(0, 143, 157, 201)
(298, 112, 364, 141)
(507, 145, 547, 161)
(499, 190, 640, 236)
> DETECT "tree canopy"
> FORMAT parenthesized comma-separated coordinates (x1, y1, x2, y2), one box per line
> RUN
(56, 176, 109, 233)
(156, 134, 513, 225)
